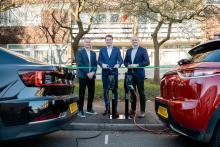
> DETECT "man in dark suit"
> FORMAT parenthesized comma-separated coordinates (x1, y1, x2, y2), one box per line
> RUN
(76, 38, 97, 118)
(98, 35, 123, 116)
(124, 36, 150, 118)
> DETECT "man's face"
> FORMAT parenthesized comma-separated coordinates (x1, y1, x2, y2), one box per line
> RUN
(84, 39, 91, 50)
(105, 37, 113, 47)
(131, 37, 139, 48)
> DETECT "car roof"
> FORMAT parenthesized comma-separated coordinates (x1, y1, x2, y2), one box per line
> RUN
(189, 39, 220, 56)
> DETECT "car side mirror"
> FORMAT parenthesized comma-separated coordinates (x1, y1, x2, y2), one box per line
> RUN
(178, 59, 191, 66)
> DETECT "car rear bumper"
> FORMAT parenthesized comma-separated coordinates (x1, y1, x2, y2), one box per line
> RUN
(0, 112, 77, 141)
(0, 97, 78, 141)
(155, 97, 210, 143)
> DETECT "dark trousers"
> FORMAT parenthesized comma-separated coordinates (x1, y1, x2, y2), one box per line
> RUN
(78, 78, 95, 111)
(102, 76, 118, 111)
(130, 77, 146, 112)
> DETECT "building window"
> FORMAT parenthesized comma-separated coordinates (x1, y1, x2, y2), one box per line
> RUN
(119, 14, 128, 23)
(15, 50, 31, 56)
(207, 0, 220, 4)
(80, 13, 89, 23)
(0, 5, 42, 26)
(8, 44, 68, 64)
(138, 15, 149, 23)
(214, 34, 220, 39)
(94, 14, 106, 24)
(0, 11, 10, 25)
(110, 14, 119, 23)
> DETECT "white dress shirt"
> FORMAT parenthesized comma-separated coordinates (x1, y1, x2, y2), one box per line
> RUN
(107, 46, 113, 58)
(131, 47, 138, 64)
(85, 48, 91, 71)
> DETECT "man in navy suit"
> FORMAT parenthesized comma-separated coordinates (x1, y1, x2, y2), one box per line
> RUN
(76, 38, 97, 118)
(124, 36, 150, 118)
(98, 35, 123, 116)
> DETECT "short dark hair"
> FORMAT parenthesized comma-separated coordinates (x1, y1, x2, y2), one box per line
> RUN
(105, 35, 113, 40)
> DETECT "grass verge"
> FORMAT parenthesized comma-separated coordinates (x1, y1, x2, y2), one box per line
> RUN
(74, 79, 159, 101)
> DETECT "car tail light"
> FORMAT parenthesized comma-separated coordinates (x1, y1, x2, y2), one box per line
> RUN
(178, 68, 220, 78)
(19, 71, 70, 87)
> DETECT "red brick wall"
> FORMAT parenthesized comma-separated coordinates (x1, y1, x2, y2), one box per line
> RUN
(205, 18, 220, 40)
(0, 9, 70, 44)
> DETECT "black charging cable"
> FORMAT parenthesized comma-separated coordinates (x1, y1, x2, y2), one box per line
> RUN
(74, 131, 102, 147)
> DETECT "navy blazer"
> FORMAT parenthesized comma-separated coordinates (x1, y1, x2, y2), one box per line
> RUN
(98, 46, 123, 77)
(76, 48, 97, 79)
(124, 46, 150, 78)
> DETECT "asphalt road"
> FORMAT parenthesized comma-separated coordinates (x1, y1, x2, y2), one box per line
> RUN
(0, 130, 209, 147)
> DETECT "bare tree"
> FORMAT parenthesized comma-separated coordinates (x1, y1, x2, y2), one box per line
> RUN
(0, 0, 16, 12)
(40, 9, 69, 43)
(39, 7, 70, 64)
(122, 0, 218, 83)
(50, 0, 104, 63)
(0, 0, 24, 45)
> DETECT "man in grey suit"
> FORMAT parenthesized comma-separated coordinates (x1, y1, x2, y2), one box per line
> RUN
(124, 36, 150, 118)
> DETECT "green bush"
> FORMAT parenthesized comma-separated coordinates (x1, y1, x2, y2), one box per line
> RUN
(74, 79, 160, 101)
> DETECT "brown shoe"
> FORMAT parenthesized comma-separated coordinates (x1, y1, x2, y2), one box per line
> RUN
(138, 112, 145, 118)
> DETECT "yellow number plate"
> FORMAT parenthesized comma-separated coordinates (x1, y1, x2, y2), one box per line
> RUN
(157, 106, 168, 118)
(69, 102, 77, 113)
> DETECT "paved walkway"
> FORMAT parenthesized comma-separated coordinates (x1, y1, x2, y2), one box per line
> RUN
(63, 100, 167, 131)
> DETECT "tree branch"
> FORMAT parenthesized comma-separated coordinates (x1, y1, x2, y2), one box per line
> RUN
(84, 5, 96, 34)
(52, 10, 70, 30)
(159, 21, 173, 47)
(151, 18, 163, 39)
(78, 0, 85, 13)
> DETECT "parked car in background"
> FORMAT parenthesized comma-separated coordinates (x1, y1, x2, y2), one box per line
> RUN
(0, 47, 77, 141)
(155, 39, 220, 147)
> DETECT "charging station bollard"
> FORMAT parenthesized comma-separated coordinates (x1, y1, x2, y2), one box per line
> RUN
(112, 95, 116, 119)
(125, 93, 129, 119)
(108, 68, 117, 119)
(124, 73, 133, 119)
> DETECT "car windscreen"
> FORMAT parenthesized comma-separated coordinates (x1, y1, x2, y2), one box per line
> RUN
(191, 49, 220, 63)
(0, 48, 45, 64)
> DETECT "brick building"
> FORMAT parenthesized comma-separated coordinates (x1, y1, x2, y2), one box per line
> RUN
(0, 0, 213, 69)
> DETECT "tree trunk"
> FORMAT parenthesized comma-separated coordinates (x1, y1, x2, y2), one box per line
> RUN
(131, 15, 138, 36)
(151, 20, 172, 83)
(71, 41, 79, 63)
(153, 44, 160, 83)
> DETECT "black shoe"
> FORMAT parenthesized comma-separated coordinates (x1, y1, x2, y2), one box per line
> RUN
(115, 112, 119, 118)
(112, 111, 119, 119)
(102, 110, 110, 116)
(86, 109, 97, 115)
(129, 110, 136, 117)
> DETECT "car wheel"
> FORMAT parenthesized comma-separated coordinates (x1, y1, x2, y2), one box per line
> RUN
(211, 124, 220, 147)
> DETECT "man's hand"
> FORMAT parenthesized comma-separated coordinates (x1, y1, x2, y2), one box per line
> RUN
(128, 64, 138, 68)
(87, 72, 95, 79)
(114, 64, 120, 68)
(102, 64, 109, 69)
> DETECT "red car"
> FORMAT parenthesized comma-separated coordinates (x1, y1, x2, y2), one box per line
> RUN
(155, 39, 220, 147)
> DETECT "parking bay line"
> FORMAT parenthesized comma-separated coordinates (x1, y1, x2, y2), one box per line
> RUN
(105, 134, 109, 145)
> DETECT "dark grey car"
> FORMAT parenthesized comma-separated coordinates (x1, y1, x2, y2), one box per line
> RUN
(0, 47, 77, 141)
